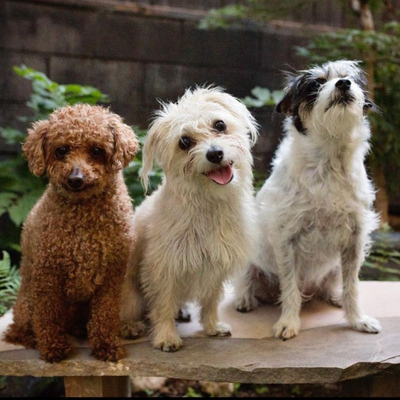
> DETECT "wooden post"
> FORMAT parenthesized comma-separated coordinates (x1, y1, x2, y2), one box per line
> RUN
(64, 376, 131, 397)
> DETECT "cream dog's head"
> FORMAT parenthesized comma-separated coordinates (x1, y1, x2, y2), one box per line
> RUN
(142, 86, 259, 193)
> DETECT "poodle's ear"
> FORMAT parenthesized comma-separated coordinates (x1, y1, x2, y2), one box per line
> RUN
(23, 120, 49, 176)
(111, 122, 139, 170)
(140, 117, 165, 192)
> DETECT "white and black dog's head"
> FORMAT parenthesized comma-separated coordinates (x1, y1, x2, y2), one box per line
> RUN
(276, 60, 378, 135)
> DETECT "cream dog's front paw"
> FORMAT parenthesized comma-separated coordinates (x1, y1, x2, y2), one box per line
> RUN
(351, 315, 381, 334)
(153, 333, 183, 352)
(273, 316, 301, 340)
(205, 322, 232, 337)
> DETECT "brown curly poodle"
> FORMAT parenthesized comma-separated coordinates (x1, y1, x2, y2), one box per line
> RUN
(3, 104, 139, 363)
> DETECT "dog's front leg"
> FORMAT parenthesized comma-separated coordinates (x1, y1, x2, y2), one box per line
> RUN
(148, 284, 183, 352)
(199, 283, 231, 337)
(341, 236, 381, 334)
(273, 242, 302, 340)
(31, 269, 74, 363)
(87, 279, 125, 362)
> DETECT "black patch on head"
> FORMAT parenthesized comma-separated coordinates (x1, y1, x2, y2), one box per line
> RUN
(276, 71, 327, 135)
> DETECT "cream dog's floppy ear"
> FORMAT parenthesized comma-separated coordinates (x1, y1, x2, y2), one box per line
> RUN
(141, 116, 165, 192)
(23, 120, 49, 176)
(111, 120, 139, 170)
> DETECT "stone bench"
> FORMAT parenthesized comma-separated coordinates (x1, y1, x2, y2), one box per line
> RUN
(1, 281, 400, 397)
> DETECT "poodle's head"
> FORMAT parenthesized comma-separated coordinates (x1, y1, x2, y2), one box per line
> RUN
(23, 104, 139, 199)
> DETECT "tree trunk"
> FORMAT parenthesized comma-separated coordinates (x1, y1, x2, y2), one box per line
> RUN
(353, 0, 390, 225)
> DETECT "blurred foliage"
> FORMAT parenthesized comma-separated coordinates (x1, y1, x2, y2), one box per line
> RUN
(241, 87, 284, 108)
(0, 251, 20, 317)
(199, 0, 322, 29)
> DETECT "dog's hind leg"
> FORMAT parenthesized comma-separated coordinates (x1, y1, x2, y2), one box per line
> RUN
(175, 305, 191, 322)
(119, 277, 147, 339)
(318, 265, 343, 308)
(272, 242, 302, 340)
(341, 234, 381, 334)
(234, 263, 260, 312)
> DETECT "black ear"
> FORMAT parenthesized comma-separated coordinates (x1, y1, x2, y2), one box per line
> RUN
(364, 98, 381, 114)
(275, 91, 293, 114)
(275, 74, 299, 114)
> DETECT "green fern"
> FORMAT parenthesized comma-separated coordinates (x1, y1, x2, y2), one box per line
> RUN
(0, 251, 21, 316)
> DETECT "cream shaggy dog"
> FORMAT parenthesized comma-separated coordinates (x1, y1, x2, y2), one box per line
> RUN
(235, 60, 382, 340)
(120, 86, 259, 351)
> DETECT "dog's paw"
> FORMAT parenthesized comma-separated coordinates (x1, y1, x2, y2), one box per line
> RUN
(175, 307, 191, 322)
(327, 297, 343, 308)
(91, 341, 125, 362)
(352, 315, 381, 334)
(273, 318, 301, 340)
(153, 334, 183, 352)
(41, 340, 74, 363)
(235, 294, 258, 313)
(119, 321, 147, 339)
(206, 322, 232, 337)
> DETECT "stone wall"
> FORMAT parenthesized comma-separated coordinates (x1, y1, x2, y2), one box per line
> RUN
(0, 0, 311, 172)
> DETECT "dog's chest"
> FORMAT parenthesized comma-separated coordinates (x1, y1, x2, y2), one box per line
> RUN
(43, 204, 129, 302)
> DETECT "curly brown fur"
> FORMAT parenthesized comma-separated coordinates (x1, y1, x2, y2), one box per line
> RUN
(3, 104, 138, 363)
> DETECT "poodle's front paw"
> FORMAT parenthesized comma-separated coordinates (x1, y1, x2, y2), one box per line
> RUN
(120, 321, 147, 339)
(235, 293, 258, 313)
(153, 334, 183, 352)
(351, 315, 381, 334)
(205, 322, 232, 337)
(41, 339, 74, 363)
(91, 341, 125, 362)
(273, 317, 301, 340)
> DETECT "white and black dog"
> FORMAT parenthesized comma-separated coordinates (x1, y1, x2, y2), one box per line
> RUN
(235, 60, 382, 340)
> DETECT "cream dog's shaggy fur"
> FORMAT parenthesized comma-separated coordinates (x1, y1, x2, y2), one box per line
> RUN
(119, 86, 259, 351)
(235, 60, 382, 340)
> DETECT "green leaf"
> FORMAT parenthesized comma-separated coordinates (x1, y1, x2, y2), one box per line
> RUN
(8, 188, 44, 226)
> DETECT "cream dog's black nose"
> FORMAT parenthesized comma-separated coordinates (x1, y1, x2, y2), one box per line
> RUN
(336, 79, 351, 91)
(206, 146, 224, 164)
(67, 168, 85, 189)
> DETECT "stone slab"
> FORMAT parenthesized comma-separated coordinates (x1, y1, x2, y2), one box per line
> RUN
(1, 282, 400, 384)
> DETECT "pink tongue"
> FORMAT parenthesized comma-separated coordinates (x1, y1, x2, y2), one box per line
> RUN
(207, 165, 233, 185)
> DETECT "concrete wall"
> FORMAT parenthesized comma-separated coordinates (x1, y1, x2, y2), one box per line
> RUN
(0, 0, 311, 172)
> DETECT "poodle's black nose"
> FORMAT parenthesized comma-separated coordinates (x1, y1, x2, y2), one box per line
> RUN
(206, 146, 224, 164)
(336, 79, 351, 91)
(67, 168, 85, 189)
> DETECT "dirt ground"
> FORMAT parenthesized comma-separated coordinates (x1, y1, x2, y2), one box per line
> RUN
(130, 378, 344, 398)
(0, 376, 345, 397)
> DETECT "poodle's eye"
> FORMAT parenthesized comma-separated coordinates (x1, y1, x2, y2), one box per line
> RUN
(179, 136, 194, 151)
(214, 120, 227, 132)
(91, 146, 105, 158)
(55, 146, 70, 159)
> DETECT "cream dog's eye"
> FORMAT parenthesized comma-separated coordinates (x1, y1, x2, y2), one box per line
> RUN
(214, 120, 227, 132)
(55, 146, 70, 159)
(179, 136, 194, 150)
